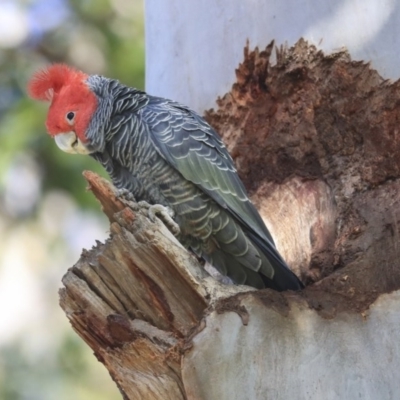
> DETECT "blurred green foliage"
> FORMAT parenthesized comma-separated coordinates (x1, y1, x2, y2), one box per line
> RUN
(0, 1, 145, 399)
(0, 0, 145, 210)
(0, 334, 119, 400)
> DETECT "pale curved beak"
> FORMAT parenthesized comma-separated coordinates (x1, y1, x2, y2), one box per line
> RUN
(54, 132, 91, 155)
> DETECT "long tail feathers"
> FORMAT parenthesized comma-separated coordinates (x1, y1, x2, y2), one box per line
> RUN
(247, 231, 304, 291)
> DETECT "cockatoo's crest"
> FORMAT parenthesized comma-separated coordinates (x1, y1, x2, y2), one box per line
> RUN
(27, 64, 88, 102)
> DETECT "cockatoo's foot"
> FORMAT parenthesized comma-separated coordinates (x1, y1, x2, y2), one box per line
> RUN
(138, 201, 181, 236)
(115, 188, 136, 202)
(115, 188, 140, 211)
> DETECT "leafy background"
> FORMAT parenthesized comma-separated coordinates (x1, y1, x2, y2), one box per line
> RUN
(0, 0, 144, 398)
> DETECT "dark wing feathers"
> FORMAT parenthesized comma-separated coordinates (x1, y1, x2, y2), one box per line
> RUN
(141, 96, 303, 290)
(143, 97, 276, 245)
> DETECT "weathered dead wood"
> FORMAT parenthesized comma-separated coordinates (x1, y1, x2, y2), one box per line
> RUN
(59, 40, 400, 399)
(60, 171, 254, 399)
(59, 172, 211, 399)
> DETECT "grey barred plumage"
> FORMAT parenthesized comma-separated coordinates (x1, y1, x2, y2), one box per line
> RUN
(86, 75, 303, 290)
(27, 63, 303, 289)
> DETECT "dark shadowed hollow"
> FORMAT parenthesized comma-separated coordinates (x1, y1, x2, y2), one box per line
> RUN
(206, 39, 400, 313)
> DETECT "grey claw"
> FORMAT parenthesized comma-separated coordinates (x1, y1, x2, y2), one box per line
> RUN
(139, 202, 180, 236)
(116, 188, 136, 202)
(137, 200, 151, 210)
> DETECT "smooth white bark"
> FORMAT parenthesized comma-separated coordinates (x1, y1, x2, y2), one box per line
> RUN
(146, 0, 400, 112)
(183, 292, 400, 400)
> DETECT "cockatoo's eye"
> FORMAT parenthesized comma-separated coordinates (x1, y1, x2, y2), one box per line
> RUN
(66, 111, 75, 124)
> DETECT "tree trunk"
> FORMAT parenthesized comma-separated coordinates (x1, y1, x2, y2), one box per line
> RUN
(60, 41, 400, 399)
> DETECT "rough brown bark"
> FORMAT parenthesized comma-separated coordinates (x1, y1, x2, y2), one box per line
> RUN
(60, 172, 251, 399)
(206, 38, 400, 308)
(59, 40, 400, 399)
(59, 171, 210, 399)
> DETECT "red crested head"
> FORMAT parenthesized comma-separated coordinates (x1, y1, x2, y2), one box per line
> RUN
(27, 64, 98, 143)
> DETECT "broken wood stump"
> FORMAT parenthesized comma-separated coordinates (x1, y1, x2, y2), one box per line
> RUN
(60, 171, 210, 399)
